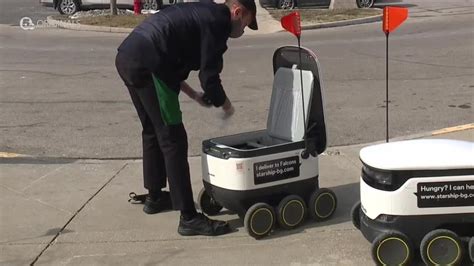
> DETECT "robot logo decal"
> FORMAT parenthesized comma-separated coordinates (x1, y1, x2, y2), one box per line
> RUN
(254, 156, 300, 185)
(415, 180, 474, 208)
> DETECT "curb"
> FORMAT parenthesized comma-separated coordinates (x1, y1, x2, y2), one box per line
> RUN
(2, 124, 472, 160)
(328, 123, 474, 152)
(46, 16, 132, 33)
(46, 13, 382, 34)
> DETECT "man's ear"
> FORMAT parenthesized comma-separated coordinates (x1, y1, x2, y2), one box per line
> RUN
(233, 5, 242, 17)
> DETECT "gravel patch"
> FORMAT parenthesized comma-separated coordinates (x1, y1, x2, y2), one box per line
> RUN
(69, 9, 135, 19)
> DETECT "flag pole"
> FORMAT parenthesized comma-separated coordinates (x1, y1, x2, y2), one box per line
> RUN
(297, 36, 307, 141)
(281, 11, 309, 155)
(382, 6, 407, 143)
(385, 32, 389, 143)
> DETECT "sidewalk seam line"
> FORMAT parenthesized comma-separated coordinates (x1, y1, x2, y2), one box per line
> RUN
(29, 162, 129, 266)
(22, 164, 68, 192)
(0, 183, 72, 215)
(33, 198, 73, 215)
(0, 183, 23, 196)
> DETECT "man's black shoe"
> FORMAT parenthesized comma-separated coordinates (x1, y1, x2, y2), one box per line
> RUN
(143, 191, 173, 214)
(178, 213, 231, 236)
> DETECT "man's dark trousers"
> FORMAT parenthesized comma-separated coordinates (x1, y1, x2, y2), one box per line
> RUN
(115, 51, 195, 212)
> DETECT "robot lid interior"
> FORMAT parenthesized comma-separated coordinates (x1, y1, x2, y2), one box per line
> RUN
(271, 46, 327, 154)
(359, 139, 474, 171)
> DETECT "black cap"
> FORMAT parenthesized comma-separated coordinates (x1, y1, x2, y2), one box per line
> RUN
(237, 0, 258, 30)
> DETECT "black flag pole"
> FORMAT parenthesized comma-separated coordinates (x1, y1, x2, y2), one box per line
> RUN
(382, 6, 407, 143)
(385, 32, 389, 143)
(281, 11, 309, 155)
(297, 36, 307, 141)
(297, 36, 312, 158)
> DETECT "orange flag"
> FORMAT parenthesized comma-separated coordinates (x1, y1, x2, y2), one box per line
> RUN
(281, 11, 301, 38)
(383, 7, 408, 34)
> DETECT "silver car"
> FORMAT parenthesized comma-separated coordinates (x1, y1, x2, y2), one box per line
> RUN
(356, 0, 377, 8)
(40, 0, 185, 15)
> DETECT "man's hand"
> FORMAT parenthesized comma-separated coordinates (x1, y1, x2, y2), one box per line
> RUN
(194, 91, 212, 108)
(221, 98, 235, 119)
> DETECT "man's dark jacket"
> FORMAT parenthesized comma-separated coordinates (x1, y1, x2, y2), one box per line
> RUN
(118, 1, 232, 107)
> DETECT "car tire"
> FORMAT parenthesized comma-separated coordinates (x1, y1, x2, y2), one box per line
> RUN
(142, 0, 161, 10)
(58, 0, 79, 15)
(277, 0, 295, 9)
(356, 0, 374, 8)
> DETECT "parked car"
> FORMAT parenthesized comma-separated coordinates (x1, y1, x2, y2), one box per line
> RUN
(40, 0, 184, 15)
(356, 0, 376, 8)
(259, 0, 330, 10)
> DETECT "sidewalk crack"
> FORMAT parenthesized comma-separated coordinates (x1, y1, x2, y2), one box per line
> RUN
(22, 164, 68, 192)
(29, 162, 129, 266)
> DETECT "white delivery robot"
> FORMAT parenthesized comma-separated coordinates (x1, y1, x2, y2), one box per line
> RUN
(199, 46, 337, 239)
(351, 139, 474, 265)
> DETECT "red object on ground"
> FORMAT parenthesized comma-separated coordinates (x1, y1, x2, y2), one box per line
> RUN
(383, 6, 408, 34)
(281, 11, 301, 38)
(134, 0, 141, 15)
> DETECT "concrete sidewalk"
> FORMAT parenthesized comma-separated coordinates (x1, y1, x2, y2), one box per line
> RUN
(1, 128, 472, 265)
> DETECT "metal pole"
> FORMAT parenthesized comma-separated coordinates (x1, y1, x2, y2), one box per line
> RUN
(297, 37, 307, 140)
(385, 32, 389, 143)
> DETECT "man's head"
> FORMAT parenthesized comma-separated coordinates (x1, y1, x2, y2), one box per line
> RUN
(225, 0, 258, 38)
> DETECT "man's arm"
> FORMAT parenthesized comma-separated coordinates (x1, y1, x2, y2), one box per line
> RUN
(198, 26, 228, 108)
(180, 81, 210, 108)
(180, 81, 198, 99)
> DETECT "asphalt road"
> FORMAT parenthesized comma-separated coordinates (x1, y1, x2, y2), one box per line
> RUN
(0, 0, 473, 158)
(0, 0, 57, 26)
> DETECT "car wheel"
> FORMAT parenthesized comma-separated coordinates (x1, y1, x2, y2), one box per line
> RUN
(58, 0, 79, 15)
(356, 0, 374, 8)
(142, 0, 161, 10)
(277, 0, 295, 10)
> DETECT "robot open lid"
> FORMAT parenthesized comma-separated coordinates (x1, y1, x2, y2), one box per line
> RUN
(203, 45, 327, 158)
(199, 46, 337, 239)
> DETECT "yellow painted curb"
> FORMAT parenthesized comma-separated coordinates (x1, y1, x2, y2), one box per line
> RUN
(431, 123, 474, 136)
